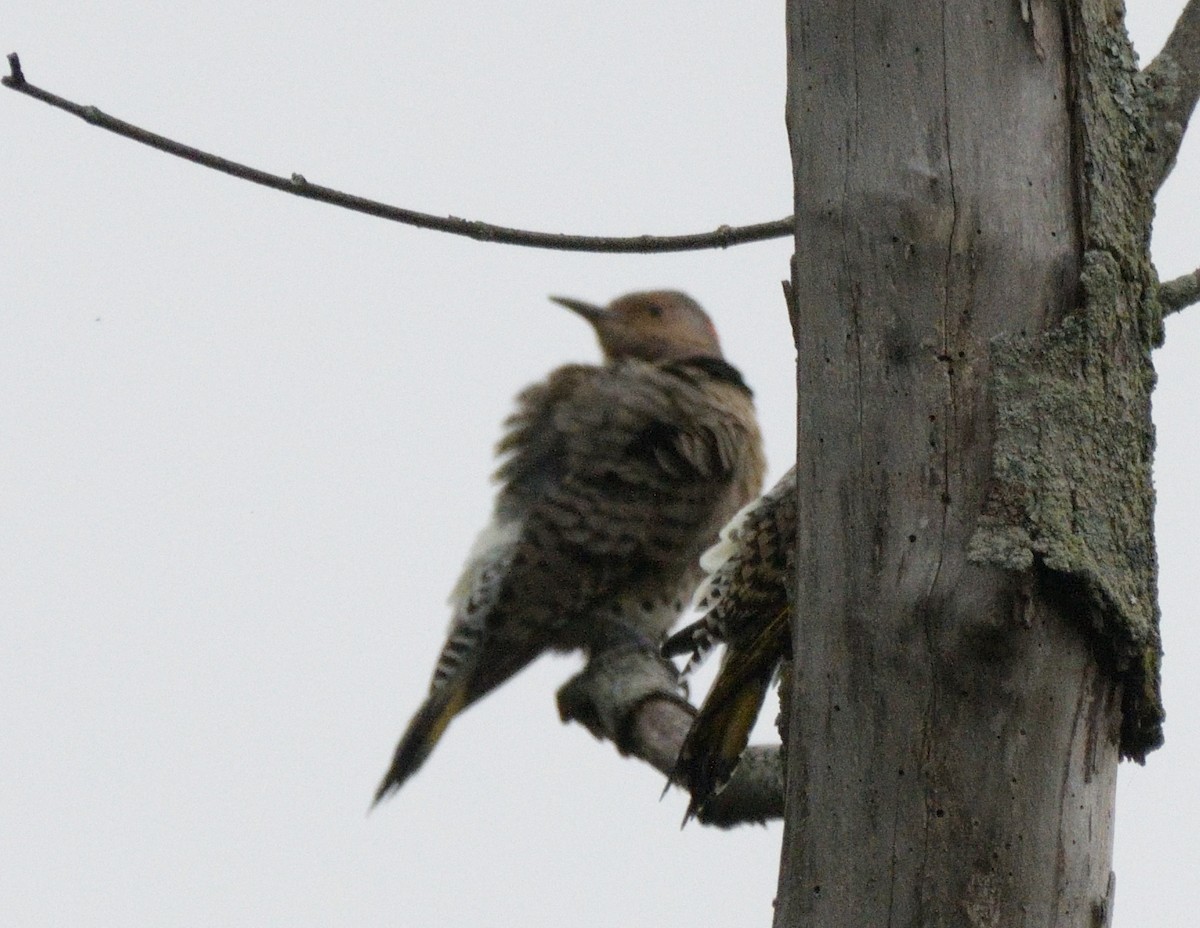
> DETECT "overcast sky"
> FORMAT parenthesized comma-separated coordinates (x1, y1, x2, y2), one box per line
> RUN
(2, 3, 1197, 927)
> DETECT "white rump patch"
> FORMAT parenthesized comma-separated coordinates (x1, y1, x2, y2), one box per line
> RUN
(692, 495, 762, 608)
(446, 516, 522, 618)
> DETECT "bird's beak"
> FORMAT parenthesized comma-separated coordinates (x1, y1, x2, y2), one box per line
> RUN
(549, 295, 613, 324)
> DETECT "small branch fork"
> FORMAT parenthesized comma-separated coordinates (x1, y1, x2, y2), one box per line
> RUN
(1, 53, 791, 255)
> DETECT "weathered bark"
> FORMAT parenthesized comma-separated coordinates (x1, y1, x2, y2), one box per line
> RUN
(1140, 0, 1200, 190)
(778, 1, 1163, 925)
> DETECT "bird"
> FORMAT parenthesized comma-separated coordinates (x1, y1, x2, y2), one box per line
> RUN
(662, 465, 796, 822)
(373, 290, 765, 806)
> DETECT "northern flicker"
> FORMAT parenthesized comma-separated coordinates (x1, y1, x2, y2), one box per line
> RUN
(663, 465, 796, 822)
(373, 290, 765, 805)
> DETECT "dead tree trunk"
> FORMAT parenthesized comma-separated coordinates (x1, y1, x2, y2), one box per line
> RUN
(779, 1, 1176, 924)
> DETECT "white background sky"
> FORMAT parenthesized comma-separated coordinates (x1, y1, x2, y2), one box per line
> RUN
(1, 3, 1196, 926)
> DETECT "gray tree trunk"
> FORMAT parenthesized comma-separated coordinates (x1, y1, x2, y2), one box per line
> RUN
(779, 1, 1167, 925)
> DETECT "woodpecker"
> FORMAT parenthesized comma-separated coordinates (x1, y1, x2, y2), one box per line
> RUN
(373, 291, 764, 805)
(663, 465, 796, 822)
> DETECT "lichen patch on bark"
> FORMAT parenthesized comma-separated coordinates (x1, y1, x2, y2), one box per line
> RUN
(969, 0, 1169, 760)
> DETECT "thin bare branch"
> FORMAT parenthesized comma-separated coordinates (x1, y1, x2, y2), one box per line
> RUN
(1161, 267, 1200, 317)
(2, 53, 792, 253)
(556, 646, 783, 828)
(1140, 0, 1200, 190)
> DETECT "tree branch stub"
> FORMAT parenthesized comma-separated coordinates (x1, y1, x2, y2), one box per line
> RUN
(556, 645, 783, 828)
(1139, 0, 1200, 191)
(1161, 267, 1200, 316)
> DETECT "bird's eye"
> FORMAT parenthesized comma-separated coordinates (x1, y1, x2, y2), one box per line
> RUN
(647, 304, 663, 318)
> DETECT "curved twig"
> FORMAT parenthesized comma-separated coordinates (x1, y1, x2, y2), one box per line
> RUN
(2, 53, 793, 254)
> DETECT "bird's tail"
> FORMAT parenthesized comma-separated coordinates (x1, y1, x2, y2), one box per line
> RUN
(372, 679, 470, 807)
(672, 605, 790, 824)
(661, 616, 720, 674)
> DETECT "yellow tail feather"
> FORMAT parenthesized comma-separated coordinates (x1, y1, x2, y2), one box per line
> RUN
(372, 681, 470, 807)
(673, 606, 790, 823)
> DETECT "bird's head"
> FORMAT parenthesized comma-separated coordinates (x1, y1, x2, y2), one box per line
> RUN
(550, 290, 723, 363)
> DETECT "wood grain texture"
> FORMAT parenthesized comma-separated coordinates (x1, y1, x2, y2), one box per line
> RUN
(780, 1, 1123, 925)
